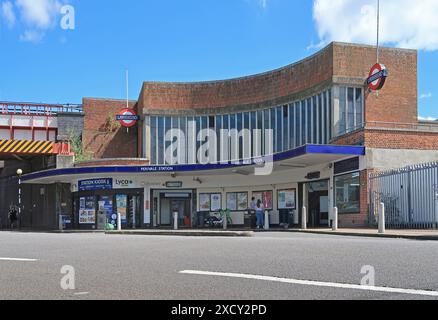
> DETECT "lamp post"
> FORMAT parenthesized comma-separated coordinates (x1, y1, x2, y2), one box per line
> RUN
(16, 169, 23, 229)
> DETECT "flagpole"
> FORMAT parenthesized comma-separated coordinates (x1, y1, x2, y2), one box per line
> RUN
(377, 0, 380, 63)
(126, 69, 129, 109)
(126, 70, 129, 133)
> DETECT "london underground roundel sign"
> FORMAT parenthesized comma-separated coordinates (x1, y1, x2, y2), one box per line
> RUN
(116, 109, 140, 128)
(367, 63, 388, 91)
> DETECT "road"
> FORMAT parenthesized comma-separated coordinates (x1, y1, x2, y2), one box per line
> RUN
(0, 232, 438, 300)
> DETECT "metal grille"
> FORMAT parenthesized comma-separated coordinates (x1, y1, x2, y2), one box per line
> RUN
(369, 162, 438, 229)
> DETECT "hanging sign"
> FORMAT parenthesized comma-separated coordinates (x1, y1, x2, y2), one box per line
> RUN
(116, 109, 140, 127)
(367, 63, 388, 91)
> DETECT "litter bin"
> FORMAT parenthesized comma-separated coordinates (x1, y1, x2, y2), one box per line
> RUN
(244, 210, 257, 229)
(197, 211, 206, 228)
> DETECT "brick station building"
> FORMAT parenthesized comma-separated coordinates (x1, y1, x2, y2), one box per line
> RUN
(4, 42, 438, 230)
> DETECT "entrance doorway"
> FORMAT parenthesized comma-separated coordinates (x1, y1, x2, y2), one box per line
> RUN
(156, 191, 193, 228)
(308, 180, 329, 228)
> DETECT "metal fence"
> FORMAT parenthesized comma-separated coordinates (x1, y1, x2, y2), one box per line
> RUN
(369, 162, 438, 229)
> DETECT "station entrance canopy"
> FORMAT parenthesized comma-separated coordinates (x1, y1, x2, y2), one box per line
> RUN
(21, 145, 365, 184)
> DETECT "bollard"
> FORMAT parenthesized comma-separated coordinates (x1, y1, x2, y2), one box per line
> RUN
(264, 210, 270, 230)
(332, 207, 338, 231)
(173, 211, 179, 230)
(302, 207, 307, 230)
(378, 202, 385, 234)
(117, 212, 122, 231)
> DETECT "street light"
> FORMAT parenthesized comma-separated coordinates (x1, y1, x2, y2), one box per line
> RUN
(17, 169, 23, 229)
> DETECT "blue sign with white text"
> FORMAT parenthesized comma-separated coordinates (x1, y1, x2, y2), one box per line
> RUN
(79, 178, 113, 191)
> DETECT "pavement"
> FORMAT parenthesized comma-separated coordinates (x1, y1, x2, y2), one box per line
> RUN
(7, 227, 438, 240)
(0, 231, 438, 300)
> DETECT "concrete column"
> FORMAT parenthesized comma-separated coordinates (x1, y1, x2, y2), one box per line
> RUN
(378, 202, 385, 234)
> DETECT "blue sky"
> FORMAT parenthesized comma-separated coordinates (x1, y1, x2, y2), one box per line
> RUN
(0, 0, 437, 119)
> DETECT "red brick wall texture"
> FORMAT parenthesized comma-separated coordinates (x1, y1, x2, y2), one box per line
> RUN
(82, 98, 139, 159)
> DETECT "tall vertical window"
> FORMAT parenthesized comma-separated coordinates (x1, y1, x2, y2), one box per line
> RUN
(257, 110, 263, 157)
(328, 89, 332, 141)
(301, 100, 306, 146)
(347, 88, 355, 131)
(306, 98, 312, 144)
(157, 117, 165, 164)
(295, 101, 301, 148)
(355, 88, 363, 127)
(276, 107, 283, 153)
(289, 104, 295, 149)
(318, 94, 323, 144)
(312, 96, 317, 144)
(270, 108, 276, 153)
(237, 113, 243, 159)
(339, 87, 347, 135)
(150, 116, 157, 165)
(283, 105, 289, 151)
(264, 109, 270, 155)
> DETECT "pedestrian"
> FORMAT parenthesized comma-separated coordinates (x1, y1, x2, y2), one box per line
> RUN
(255, 200, 264, 229)
(249, 197, 257, 213)
(8, 205, 18, 230)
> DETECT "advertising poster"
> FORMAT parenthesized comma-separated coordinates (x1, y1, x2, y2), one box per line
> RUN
(199, 194, 211, 212)
(210, 194, 222, 212)
(237, 192, 248, 211)
(253, 191, 273, 209)
(226, 193, 237, 211)
(79, 196, 96, 224)
(278, 189, 296, 209)
(116, 195, 128, 223)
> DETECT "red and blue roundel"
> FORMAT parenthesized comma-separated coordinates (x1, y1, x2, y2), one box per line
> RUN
(367, 63, 388, 91)
(116, 109, 140, 128)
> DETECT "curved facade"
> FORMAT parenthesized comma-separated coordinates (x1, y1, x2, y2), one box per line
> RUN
(14, 42, 438, 232)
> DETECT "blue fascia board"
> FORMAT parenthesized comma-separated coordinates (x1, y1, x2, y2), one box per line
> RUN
(22, 144, 365, 182)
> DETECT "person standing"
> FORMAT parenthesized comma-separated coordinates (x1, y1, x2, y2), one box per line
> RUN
(8, 205, 18, 230)
(255, 200, 264, 229)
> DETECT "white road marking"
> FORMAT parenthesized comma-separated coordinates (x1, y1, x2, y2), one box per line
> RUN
(0, 257, 38, 262)
(180, 270, 438, 297)
(74, 292, 89, 296)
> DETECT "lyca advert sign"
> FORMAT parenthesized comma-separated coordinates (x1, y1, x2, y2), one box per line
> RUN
(113, 178, 136, 189)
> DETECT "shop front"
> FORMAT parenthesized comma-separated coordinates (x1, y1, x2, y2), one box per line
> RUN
(72, 178, 144, 230)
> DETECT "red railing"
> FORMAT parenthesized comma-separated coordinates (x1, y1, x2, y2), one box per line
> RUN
(0, 101, 82, 115)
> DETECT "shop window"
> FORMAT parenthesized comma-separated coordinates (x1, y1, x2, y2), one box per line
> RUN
(335, 172, 361, 214)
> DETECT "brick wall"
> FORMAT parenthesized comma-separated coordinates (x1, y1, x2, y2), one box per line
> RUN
(82, 98, 139, 159)
(364, 129, 438, 150)
(332, 43, 418, 124)
(137, 44, 334, 111)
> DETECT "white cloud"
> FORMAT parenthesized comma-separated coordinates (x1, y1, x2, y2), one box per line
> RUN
(419, 116, 437, 121)
(313, 0, 438, 51)
(19, 29, 44, 43)
(16, 0, 62, 29)
(1, 1, 16, 28)
(420, 92, 432, 99)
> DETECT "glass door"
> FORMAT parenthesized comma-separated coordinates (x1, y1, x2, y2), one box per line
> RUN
(98, 196, 114, 230)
